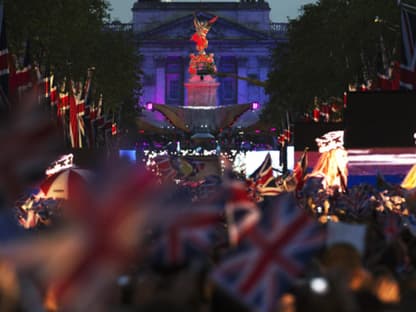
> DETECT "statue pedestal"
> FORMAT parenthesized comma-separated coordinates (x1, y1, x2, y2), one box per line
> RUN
(185, 75, 219, 107)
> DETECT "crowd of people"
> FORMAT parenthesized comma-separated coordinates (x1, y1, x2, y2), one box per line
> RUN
(1, 120, 416, 312)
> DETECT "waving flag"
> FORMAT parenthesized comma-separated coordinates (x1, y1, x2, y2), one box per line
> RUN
(377, 60, 401, 90)
(57, 91, 69, 130)
(81, 68, 95, 147)
(68, 82, 85, 148)
(49, 75, 58, 107)
(153, 207, 223, 265)
(8, 41, 36, 104)
(248, 153, 280, 201)
(8, 66, 32, 102)
(37, 76, 50, 102)
(85, 93, 102, 147)
(212, 193, 325, 312)
(0, 109, 60, 202)
(400, 3, 416, 89)
(1, 165, 159, 311)
(292, 147, 309, 191)
(225, 180, 259, 246)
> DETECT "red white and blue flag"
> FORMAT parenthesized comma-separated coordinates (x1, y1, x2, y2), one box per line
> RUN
(225, 180, 260, 246)
(212, 193, 325, 312)
(49, 75, 58, 107)
(248, 153, 280, 201)
(0, 165, 160, 311)
(69, 82, 85, 148)
(292, 148, 309, 191)
(153, 207, 223, 265)
(400, 2, 416, 89)
(0, 109, 60, 201)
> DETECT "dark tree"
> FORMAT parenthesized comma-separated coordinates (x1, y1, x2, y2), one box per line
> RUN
(4, 0, 141, 140)
(263, 0, 400, 125)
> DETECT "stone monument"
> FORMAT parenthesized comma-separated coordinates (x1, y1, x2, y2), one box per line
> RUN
(141, 13, 253, 139)
(185, 14, 220, 107)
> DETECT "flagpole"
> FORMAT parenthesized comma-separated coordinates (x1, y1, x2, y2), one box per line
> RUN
(280, 118, 287, 174)
(63, 61, 72, 149)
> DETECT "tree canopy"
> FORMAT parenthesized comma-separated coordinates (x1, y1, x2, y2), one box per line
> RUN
(263, 0, 400, 125)
(4, 0, 141, 136)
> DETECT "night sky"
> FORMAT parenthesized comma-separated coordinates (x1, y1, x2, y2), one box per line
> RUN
(108, 0, 317, 23)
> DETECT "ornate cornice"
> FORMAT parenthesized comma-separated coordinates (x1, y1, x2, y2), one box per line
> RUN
(133, 1, 270, 11)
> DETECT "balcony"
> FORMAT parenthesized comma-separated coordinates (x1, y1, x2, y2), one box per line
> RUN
(270, 22, 288, 39)
(104, 22, 133, 32)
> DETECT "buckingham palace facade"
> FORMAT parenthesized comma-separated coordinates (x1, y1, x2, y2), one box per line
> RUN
(132, 0, 287, 107)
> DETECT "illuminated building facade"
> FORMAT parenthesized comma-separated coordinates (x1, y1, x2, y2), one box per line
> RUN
(132, 0, 287, 107)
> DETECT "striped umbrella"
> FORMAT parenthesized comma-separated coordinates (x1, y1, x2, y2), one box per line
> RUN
(38, 168, 92, 200)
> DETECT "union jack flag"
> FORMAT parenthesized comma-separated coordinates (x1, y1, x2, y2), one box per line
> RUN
(248, 153, 280, 202)
(212, 193, 325, 312)
(225, 180, 260, 246)
(153, 206, 223, 266)
(400, 3, 416, 89)
(1, 165, 160, 311)
(68, 81, 85, 148)
(0, 109, 60, 202)
(292, 147, 309, 191)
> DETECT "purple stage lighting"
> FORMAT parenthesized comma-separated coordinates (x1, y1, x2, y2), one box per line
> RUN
(251, 101, 260, 110)
(145, 101, 153, 111)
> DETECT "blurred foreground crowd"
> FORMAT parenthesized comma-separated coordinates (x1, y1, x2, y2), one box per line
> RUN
(1, 108, 416, 312)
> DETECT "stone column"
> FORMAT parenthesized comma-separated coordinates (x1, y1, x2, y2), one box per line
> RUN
(237, 56, 248, 104)
(154, 56, 166, 104)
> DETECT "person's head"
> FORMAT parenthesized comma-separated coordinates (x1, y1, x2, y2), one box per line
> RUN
(294, 274, 356, 312)
(321, 243, 362, 271)
(321, 243, 370, 291)
(0, 261, 20, 312)
(133, 263, 207, 311)
(371, 266, 400, 304)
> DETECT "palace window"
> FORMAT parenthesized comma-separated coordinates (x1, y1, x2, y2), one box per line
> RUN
(219, 56, 237, 105)
(168, 78, 180, 100)
(165, 57, 184, 105)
